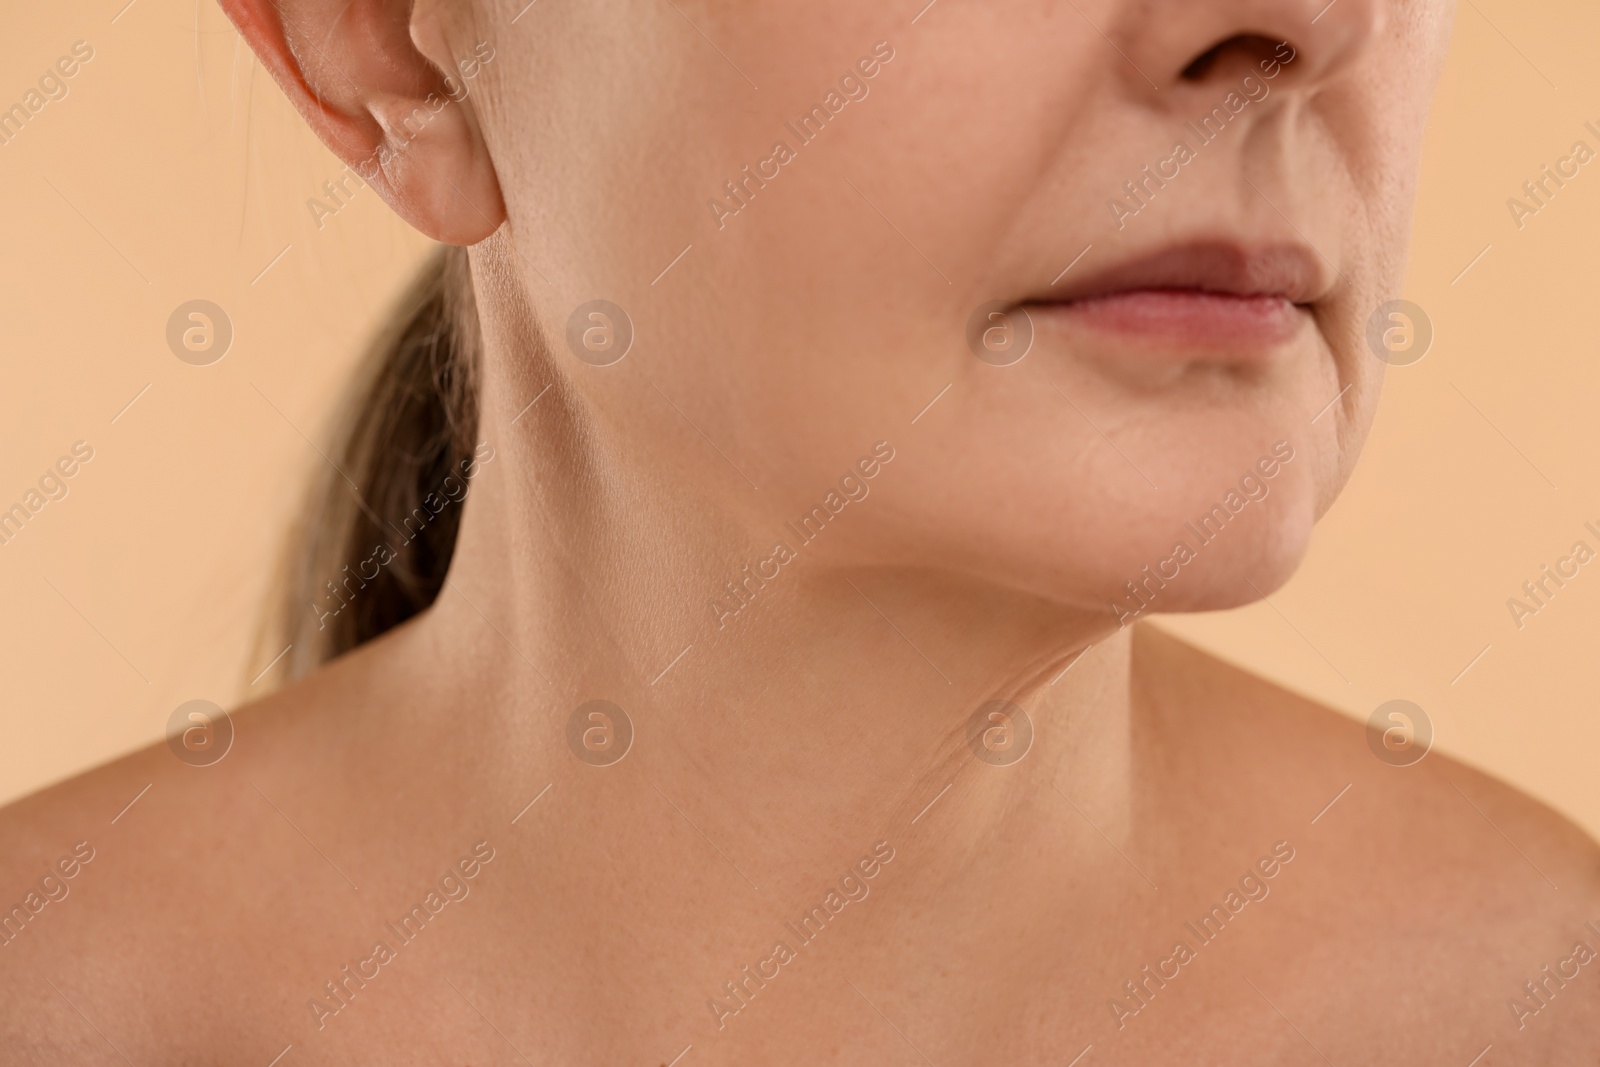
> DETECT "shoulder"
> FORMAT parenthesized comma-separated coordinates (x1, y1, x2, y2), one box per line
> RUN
(1131, 621, 1600, 877)
(1132, 622, 1600, 1055)
(0, 629, 423, 1062)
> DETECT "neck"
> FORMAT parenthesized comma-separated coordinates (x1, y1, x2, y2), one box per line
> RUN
(417, 270, 1137, 890)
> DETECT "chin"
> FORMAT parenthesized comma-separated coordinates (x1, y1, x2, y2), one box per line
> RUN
(1083, 462, 1319, 628)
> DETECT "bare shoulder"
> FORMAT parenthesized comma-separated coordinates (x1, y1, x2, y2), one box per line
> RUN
(0, 632, 378, 889)
(1132, 622, 1600, 1055)
(1131, 621, 1600, 874)
(0, 629, 433, 1062)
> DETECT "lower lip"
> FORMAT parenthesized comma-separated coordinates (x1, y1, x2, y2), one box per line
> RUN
(1028, 289, 1304, 356)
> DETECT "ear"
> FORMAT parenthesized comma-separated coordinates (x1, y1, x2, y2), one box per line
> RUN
(219, 0, 505, 245)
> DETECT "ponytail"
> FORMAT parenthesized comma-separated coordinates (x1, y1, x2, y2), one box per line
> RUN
(268, 244, 480, 682)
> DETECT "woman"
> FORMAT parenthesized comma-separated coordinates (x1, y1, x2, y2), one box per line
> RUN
(4, 0, 1597, 1061)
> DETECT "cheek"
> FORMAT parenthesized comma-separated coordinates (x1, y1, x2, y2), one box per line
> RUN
(504, 8, 1089, 493)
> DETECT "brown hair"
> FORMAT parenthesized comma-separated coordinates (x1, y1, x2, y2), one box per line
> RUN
(269, 244, 480, 682)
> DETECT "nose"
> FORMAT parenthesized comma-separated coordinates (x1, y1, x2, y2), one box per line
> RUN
(1104, 0, 1383, 97)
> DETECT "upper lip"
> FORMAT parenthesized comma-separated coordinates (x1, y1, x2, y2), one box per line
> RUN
(1027, 240, 1331, 307)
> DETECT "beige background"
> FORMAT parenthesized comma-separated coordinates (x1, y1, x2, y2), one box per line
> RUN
(2, 1, 1597, 835)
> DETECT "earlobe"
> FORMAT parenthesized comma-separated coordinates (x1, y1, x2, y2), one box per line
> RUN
(217, 0, 505, 245)
(402, 6, 507, 244)
(365, 88, 506, 245)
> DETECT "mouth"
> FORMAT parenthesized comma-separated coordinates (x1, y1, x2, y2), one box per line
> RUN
(1019, 241, 1330, 364)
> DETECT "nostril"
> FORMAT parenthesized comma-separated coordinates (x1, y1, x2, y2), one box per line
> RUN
(1181, 33, 1292, 81)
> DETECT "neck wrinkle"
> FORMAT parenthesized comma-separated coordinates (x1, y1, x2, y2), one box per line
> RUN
(423, 267, 1137, 891)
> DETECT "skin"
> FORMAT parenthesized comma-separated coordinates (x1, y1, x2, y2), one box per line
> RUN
(3, 0, 1598, 1062)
